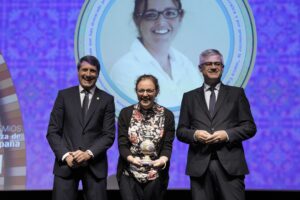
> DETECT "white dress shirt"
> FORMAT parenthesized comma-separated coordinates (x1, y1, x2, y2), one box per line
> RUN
(79, 85, 96, 109)
(203, 82, 221, 110)
(109, 38, 202, 107)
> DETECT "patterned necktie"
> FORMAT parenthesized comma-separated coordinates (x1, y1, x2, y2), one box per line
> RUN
(82, 90, 89, 119)
(209, 87, 216, 117)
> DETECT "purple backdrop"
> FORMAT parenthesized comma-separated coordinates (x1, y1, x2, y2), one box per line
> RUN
(0, 0, 300, 190)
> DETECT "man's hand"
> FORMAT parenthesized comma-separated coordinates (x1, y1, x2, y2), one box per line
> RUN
(205, 130, 228, 144)
(65, 154, 74, 168)
(194, 130, 211, 143)
(71, 150, 92, 164)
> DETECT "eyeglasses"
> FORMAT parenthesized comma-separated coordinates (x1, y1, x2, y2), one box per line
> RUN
(200, 62, 224, 68)
(137, 8, 182, 21)
(137, 89, 156, 94)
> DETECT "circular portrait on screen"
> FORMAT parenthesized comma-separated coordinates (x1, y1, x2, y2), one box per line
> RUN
(75, 0, 256, 114)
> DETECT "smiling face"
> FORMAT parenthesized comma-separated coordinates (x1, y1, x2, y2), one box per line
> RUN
(78, 61, 99, 90)
(136, 78, 158, 109)
(135, 0, 183, 48)
(200, 54, 224, 86)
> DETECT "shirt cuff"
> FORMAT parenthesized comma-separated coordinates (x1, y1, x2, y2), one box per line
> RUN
(225, 131, 229, 142)
(62, 152, 70, 161)
(86, 150, 94, 158)
(193, 131, 198, 142)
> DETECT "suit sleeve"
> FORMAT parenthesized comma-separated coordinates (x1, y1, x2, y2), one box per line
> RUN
(46, 91, 69, 160)
(89, 96, 116, 158)
(118, 108, 132, 160)
(176, 93, 198, 144)
(226, 88, 257, 143)
(159, 110, 175, 159)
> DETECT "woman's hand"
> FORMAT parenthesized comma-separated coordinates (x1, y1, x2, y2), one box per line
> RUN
(147, 169, 158, 180)
(151, 156, 168, 169)
(127, 155, 142, 167)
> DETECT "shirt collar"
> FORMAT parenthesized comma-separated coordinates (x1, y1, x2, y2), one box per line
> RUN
(79, 85, 96, 95)
(131, 38, 177, 65)
(204, 82, 221, 91)
(137, 102, 156, 112)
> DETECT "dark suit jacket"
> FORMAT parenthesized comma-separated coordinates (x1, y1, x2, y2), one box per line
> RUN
(176, 84, 256, 177)
(116, 105, 175, 189)
(47, 86, 115, 179)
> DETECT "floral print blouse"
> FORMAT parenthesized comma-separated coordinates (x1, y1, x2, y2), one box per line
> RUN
(127, 103, 165, 183)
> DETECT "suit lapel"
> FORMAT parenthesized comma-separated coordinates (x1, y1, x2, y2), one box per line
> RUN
(212, 84, 228, 118)
(83, 87, 101, 128)
(196, 86, 211, 118)
(73, 86, 84, 127)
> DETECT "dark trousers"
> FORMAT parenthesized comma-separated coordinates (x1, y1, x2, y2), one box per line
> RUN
(119, 174, 164, 200)
(190, 160, 245, 200)
(52, 167, 107, 200)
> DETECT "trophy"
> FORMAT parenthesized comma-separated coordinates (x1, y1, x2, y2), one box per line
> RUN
(140, 139, 155, 166)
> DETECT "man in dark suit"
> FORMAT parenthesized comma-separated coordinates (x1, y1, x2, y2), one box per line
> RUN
(47, 55, 115, 200)
(177, 49, 256, 200)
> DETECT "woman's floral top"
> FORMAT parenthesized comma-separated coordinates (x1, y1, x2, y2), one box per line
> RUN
(127, 103, 165, 183)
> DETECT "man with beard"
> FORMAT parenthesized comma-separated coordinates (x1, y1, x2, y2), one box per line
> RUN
(47, 55, 115, 200)
(177, 49, 256, 200)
